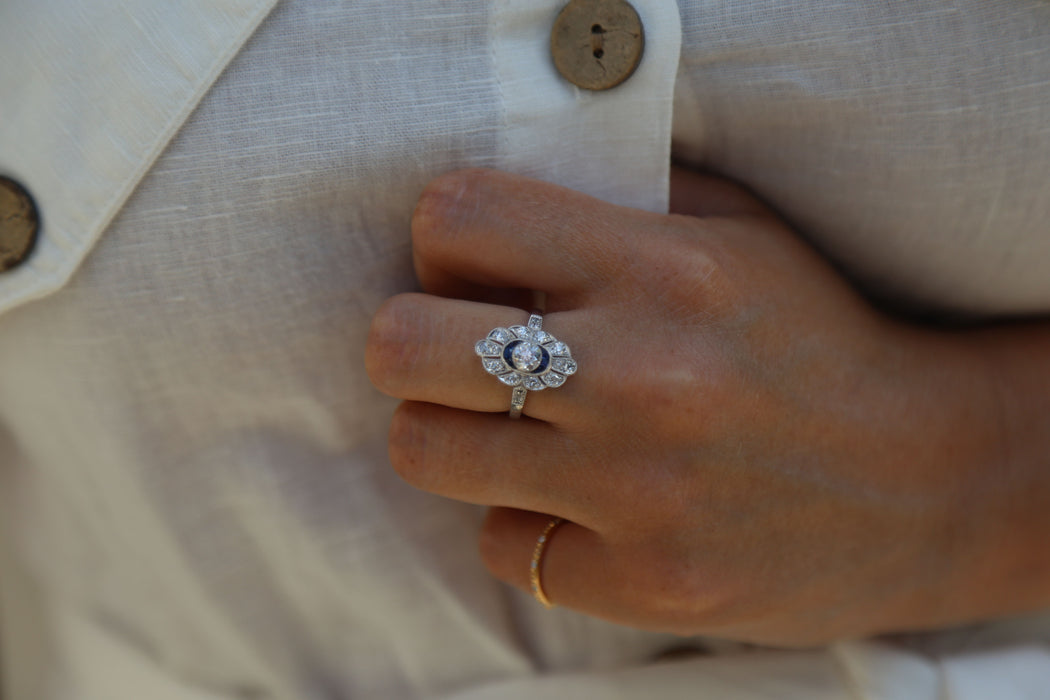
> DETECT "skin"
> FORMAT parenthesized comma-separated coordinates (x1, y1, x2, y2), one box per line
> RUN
(365, 167, 1050, 647)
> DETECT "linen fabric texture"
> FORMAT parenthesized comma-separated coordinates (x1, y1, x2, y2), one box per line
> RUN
(1, 0, 1050, 698)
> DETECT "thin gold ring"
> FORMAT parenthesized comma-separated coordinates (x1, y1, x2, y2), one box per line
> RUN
(530, 517, 564, 609)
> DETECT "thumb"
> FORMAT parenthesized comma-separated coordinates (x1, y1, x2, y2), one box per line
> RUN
(669, 166, 771, 219)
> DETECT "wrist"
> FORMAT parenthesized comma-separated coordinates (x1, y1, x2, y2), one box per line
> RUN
(847, 319, 1034, 635)
(886, 321, 1050, 632)
(957, 324, 1050, 622)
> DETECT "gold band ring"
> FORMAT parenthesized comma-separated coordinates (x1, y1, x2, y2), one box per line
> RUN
(530, 517, 564, 609)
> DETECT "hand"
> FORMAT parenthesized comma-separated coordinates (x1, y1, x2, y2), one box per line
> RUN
(366, 168, 1029, 646)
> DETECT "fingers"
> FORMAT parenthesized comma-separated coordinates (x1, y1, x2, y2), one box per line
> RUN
(479, 507, 709, 635)
(413, 168, 773, 304)
(479, 508, 611, 611)
(411, 169, 658, 302)
(386, 404, 720, 634)
(388, 403, 591, 520)
(366, 293, 590, 422)
(366, 293, 523, 413)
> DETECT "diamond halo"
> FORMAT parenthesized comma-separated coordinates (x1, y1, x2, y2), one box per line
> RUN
(475, 313, 576, 417)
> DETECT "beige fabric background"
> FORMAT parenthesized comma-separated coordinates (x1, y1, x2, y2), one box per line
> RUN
(1, 0, 1050, 698)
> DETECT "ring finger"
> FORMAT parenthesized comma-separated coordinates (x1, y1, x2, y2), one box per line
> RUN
(366, 293, 590, 423)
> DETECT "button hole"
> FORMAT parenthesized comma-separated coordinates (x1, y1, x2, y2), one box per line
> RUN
(591, 24, 604, 34)
(593, 48, 604, 59)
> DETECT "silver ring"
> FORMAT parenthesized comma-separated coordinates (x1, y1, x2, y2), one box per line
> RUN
(474, 313, 577, 419)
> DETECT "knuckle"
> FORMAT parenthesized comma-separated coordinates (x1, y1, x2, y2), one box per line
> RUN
(603, 354, 723, 442)
(624, 546, 736, 632)
(411, 168, 492, 256)
(645, 219, 742, 316)
(386, 403, 433, 488)
(365, 295, 429, 393)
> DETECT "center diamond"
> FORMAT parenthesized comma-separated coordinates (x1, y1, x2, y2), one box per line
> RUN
(510, 342, 543, 372)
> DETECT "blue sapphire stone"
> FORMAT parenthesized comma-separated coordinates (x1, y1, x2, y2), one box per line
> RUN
(503, 341, 520, 366)
(536, 347, 550, 373)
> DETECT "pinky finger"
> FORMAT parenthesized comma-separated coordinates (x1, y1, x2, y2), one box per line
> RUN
(478, 508, 608, 612)
(478, 507, 721, 637)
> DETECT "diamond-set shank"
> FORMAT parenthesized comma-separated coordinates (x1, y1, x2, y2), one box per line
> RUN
(510, 386, 528, 419)
(475, 313, 577, 419)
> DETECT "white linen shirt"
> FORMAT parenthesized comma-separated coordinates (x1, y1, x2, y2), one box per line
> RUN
(2, 1, 1050, 698)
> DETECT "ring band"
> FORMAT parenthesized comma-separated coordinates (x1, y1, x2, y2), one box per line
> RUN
(530, 517, 564, 609)
(475, 312, 577, 419)
(510, 386, 527, 419)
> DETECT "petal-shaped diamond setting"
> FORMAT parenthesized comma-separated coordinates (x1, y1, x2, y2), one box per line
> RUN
(475, 315, 575, 394)
(482, 358, 505, 375)
(488, 328, 513, 344)
(475, 340, 502, 356)
(541, 372, 566, 388)
(523, 376, 546, 391)
(498, 372, 524, 386)
(546, 342, 569, 357)
(550, 357, 577, 375)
